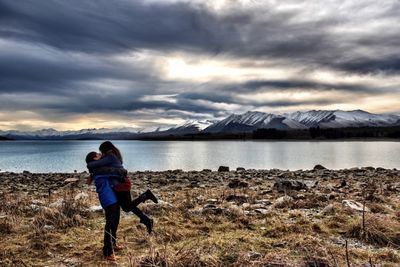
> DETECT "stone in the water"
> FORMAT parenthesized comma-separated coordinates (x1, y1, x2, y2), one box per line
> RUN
(313, 164, 327, 170)
(342, 200, 370, 212)
(273, 180, 307, 192)
(218, 166, 230, 172)
(228, 179, 249, 188)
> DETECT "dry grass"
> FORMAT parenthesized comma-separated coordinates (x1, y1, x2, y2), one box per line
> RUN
(346, 214, 400, 247)
(1, 175, 400, 266)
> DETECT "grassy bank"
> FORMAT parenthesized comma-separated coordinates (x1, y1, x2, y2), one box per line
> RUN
(0, 167, 399, 266)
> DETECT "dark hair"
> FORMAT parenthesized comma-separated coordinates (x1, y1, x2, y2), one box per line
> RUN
(85, 151, 98, 163)
(99, 141, 123, 163)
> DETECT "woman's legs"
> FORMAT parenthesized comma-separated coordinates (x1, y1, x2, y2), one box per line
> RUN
(103, 202, 120, 257)
(116, 191, 154, 234)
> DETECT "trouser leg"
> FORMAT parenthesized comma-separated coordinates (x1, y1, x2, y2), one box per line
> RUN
(103, 203, 119, 256)
(116, 192, 151, 221)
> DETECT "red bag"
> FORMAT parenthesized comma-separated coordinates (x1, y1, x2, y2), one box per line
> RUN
(113, 176, 132, 192)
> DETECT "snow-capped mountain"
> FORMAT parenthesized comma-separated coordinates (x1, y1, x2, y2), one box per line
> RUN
(1, 110, 399, 139)
(204, 111, 305, 133)
(204, 110, 400, 133)
(0, 127, 138, 140)
(287, 110, 400, 128)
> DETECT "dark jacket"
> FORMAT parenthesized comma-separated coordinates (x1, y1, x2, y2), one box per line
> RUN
(87, 154, 126, 186)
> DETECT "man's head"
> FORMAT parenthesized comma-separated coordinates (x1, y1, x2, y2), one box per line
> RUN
(85, 151, 101, 163)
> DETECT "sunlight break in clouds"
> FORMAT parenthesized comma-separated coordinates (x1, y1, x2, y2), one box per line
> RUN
(0, 0, 399, 130)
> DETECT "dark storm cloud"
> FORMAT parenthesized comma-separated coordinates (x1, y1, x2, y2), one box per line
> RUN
(1, 0, 398, 74)
(0, 0, 400, 127)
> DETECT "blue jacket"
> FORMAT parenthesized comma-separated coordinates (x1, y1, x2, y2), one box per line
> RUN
(93, 174, 118, 208)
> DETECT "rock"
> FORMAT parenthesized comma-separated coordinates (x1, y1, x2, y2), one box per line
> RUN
(225, 194, 249, 204)
(228, 179, 249, 188)
(206, 198, 218, 204)
(49, 199, 63, 208)
(88, 205, 103, 213)
(64, 178, 79, 183)
(273, 180, 307, 192)
(274, 196, 293, 208)
(321, 204, 335, 215)
(339, 180, 347, 188)
(202, 169, 212, 172)
(236, 167, 245, 171)
(246, 251, 262, 260)
(313, 164, 327, 170)
(254, 208, 269, 215)
(255, 199, 272, 205)
(43, 225, 55, 231)
(202, 204, 224, 215)
(218, 166, 230, 172)
(342, 200, 370, 212)
(74, 192, 89, 201)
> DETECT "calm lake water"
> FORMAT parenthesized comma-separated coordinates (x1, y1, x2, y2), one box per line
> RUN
(0, 140, 399, 173)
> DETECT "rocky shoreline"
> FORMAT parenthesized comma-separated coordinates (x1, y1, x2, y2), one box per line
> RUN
(1, 165, 399, 194)
(1, 166, 400, 266)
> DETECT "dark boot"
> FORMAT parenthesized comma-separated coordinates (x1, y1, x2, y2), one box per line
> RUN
(139, 189, 158, 204)
(140, 216, 154, 234)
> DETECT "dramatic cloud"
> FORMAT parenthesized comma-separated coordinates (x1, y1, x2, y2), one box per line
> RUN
(0, 0, 399, 130)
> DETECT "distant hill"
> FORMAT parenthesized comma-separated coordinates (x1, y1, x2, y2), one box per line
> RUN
(1, 109, 400, 140)
(0, 136, 13, 140)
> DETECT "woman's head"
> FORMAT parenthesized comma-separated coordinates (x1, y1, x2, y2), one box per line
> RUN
(99, 141, 123, 163)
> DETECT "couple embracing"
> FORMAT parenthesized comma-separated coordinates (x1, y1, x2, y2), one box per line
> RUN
(85, 141, 158, 261)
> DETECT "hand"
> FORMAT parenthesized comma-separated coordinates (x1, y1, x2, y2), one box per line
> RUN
(86, 176, 93, 185)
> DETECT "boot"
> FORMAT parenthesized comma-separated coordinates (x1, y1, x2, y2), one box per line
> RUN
(139, 189, 158, 204)
(140, 216, 154, 234)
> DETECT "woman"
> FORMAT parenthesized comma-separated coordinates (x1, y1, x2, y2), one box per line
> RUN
(86, 141, 158, 260)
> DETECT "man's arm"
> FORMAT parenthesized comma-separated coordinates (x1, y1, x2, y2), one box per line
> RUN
(86, 156, 114, 170)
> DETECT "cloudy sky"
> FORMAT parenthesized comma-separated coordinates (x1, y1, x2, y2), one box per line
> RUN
(1, 0, 400, 131)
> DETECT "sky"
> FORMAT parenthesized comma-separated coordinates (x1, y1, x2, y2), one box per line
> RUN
(0, 0, 400, 131)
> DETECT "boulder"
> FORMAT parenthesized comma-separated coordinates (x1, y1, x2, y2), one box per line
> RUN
(274, 196, 293, 208)
(88, 205, 103, 213)
(218, 166, 230, 172)
(254, 208, 269, 215)
(321, 204, 335, 215)
(228, 179, 249, 188)
(225, 194, 249, 204)
(273, 180, 307, 192)
(342, 200, 370, 212)
(236, 167, 246, 171)
(313, 164, 327, 170)
(202, 204, 225, 215)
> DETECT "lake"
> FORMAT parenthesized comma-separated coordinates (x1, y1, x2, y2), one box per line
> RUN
(0, 140, 399, 173)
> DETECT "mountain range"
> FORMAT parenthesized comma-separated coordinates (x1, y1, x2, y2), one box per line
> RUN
(1, 110, 400, 140)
